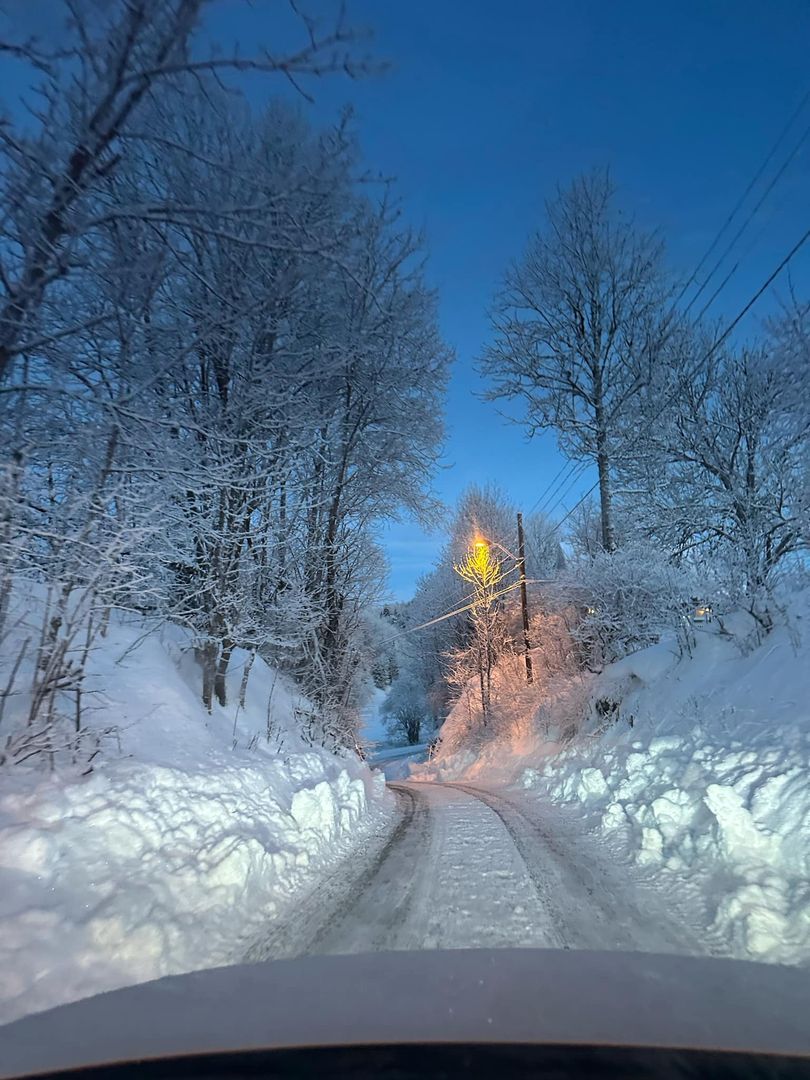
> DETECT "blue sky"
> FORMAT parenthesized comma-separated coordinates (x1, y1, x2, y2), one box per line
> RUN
(7, 1, 810, 599)
(310, 0, 810, 599)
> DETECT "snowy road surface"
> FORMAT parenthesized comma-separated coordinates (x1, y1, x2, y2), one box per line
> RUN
(245, 780, 719, 962)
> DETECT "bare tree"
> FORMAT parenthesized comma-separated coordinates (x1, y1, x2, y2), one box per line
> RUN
(564, 496, 604, 559)
(380, 673, 428, 745)
(524, 510, 566, 577)
(0, 27, 453, 766)
(554, 540, 702, 670)
(628, 340, 809, 617)
(767, 293, 810, 544)
(481, 169, 671, 551)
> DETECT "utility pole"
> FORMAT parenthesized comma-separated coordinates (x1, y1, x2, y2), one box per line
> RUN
(516, 512, 533, 685)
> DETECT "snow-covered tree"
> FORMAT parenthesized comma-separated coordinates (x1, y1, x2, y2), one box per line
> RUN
(403, 485, 523, 721)
(0, 0, 364, 384)
(380, 673, 430, 745)
(481, 169, 672, 551)
(0, 17, 451, 765)
(524, 511, 566, 578)
(766, 296, 810, 547)
(624, 335, 809, 620)
(453, 540, 510, 720)
(555, 541, 703, 669)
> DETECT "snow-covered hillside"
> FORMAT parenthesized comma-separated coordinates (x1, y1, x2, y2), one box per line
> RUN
(0, 598, 392, 1025)
(419, 601, 810, 967)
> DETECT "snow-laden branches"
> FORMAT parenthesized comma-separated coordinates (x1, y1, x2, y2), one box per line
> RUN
(0, 0, 372, 382)
(481, 167, 809, 632)
(0, 19, 451, 767)
(481, 169, 674, 551)
(620, 328, 809, 616)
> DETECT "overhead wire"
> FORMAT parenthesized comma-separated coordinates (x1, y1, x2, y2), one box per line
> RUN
(518, 87, 810, 535)
(539, 461, 589, 522)
(391, 218, 810, 644)
(377, 577, 548, 648)
(396, 92, 810, 639)
(693, 208, 778, 325)
(525, 458, 577, 518)
(682, 116, 810, 319)
(676, 86, 810, 309)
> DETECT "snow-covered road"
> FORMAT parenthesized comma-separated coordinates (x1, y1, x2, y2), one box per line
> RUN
(244, 780, 719, 961)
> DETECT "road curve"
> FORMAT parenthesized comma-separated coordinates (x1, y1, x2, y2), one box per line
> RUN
(244, 780, 720, 962)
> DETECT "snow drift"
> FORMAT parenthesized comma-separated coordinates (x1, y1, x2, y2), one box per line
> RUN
(521, 608, 810, 966)
(0, 598, 391, 1025)
(421, 599, 810, 967)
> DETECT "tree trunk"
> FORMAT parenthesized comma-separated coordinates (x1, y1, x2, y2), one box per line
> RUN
(595, 420, 615, 552)
(200, 642, 218, 713)
(214, 638, 233, 707)
(239, 649, 256, 709)
(407, 714, 421, 744)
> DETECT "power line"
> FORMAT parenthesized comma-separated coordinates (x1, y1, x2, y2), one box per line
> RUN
(693, 208, 777, 325)
(390, 215, 807, 641)
(377, 578, 540, 647)
(683, 117, 810, 319)
(519, 88, 810, 528)
(525, 458, 573, 518)
(529, 458, 583, 519)
(676, 86, 810, 309)
(396, 546, 524, 642)
(541, 461, 589, 522)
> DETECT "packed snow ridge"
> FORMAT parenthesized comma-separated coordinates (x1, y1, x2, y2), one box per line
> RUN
(0, 594, 391, 1025)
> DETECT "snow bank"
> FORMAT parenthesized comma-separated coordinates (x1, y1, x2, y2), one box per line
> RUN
(0, 753, 386, 1025)
(521, 606, 810, 967)
(0, 594, 391, 1024)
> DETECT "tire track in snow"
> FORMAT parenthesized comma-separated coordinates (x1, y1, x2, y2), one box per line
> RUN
(244, 778, 719, 963)
(433, 782, 571, 948)
(301, 781, 568, 953)
(243, 784, 427, 961)
(307, 783, 433, 953)
(448, 782, 721, 956)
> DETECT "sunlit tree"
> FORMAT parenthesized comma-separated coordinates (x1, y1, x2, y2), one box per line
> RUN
(453, 541, 508, 719)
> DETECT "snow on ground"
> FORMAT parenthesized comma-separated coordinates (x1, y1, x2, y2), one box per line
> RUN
(0, 590, 392, 1025)
(418, 600, 810, 968)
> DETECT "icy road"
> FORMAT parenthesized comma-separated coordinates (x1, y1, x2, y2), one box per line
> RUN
(245, 780, 716, 960)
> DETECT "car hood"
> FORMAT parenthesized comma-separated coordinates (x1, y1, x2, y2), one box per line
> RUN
(1, 949, 809, 1077)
